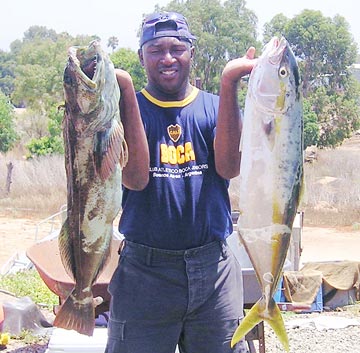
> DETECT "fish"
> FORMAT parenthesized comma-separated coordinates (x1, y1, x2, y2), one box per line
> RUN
(231, 37, 303, 351)
(53, 40, 128, 336)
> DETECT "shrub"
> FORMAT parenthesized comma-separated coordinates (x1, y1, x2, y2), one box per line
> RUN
(0, 269, 58, 307)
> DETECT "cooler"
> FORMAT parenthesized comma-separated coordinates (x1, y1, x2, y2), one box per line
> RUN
(45, 328, 107, 353)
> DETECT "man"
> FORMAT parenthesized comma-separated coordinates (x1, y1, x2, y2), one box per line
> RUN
(105, 11, 256, 353)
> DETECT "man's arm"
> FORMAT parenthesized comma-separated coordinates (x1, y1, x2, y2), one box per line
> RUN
(215, 47, 256, 180)
(116, 69, 149, 190)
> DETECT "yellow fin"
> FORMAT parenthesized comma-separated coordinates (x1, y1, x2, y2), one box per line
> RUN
(231, 301, 262, 348)
(231, 298, 289, 352)
(266, 299, 290, 351)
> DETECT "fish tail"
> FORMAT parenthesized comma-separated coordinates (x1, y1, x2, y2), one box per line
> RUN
(231, 298, 289, 352)
(231, 301, 262, 348)
(266, 298, 289, 351)
(53, 290, 95, 336)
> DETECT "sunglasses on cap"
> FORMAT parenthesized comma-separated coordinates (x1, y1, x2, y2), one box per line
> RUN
(140, 11, 196, 47)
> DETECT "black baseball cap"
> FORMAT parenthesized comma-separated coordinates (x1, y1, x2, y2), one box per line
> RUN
(139, 12, 196, 47)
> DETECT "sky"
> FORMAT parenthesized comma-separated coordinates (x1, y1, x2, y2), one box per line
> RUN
(0, 0, 359, 53)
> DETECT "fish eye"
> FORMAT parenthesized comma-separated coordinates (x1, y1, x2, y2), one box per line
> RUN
(279, 66, 288, 78)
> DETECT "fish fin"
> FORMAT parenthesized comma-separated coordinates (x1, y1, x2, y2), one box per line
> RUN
(94, 119, 128, 180)
(231, 298, 289, 352)
(266, 299, 290, 351)
(58, 219, 76, 280)
(92, 233, 112, 283)
(53, 290, 95, 336)
(231, 301, 262, 348)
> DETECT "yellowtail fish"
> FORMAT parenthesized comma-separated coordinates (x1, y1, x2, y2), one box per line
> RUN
(231, 37, 303, 351)
(53, 41, 128, 336)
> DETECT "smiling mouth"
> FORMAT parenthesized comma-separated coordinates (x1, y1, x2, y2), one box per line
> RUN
(160, 69, 177, 76)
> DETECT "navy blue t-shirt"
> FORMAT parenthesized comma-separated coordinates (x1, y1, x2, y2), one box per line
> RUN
(119, 87, 233, 250)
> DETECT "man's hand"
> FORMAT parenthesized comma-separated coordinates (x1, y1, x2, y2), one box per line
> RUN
(115, 69, 150, 191)
(221, 47, 257, 88)
(215, 47, 257, 180)
(93, 296, 104, 307)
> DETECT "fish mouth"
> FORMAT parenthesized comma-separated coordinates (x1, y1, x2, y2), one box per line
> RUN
(66, 41, 103, 90)
(266, 36, 287, 65)
(81, 55, 98, 80)
(63, 41, 107, 116)
(248, 36, 298, 115)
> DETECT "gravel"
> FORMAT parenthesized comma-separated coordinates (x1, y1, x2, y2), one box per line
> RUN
(251, 304, 360, 353)
(3, 304, 360, 352)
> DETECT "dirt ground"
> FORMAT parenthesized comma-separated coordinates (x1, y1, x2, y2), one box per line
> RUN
(300, 226, 360, 265)
(0, 215, 63, 271)
(0, 215, 359, 271)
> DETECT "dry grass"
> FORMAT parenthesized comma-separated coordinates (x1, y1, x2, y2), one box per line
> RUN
(229, 134, 360, 228)
(1, 135, 359, 227)
(303, 145, 360, 227)
(0, 150, 66, 218)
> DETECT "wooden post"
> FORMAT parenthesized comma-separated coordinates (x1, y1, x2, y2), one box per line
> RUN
(289, 211, 303, 271)
(5, 162, 13, 195)
(195, 77, 202, 89)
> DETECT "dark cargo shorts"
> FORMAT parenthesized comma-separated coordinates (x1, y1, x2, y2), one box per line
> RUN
(105, 239, 247, 353)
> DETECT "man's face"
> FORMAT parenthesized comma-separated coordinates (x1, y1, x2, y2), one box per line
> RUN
(139, 36, 194, 99)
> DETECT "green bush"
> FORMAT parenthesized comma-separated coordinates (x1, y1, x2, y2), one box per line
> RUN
(26, 136, 64, 159)
(0, 92, 18, 153)
(303, 99, 319, 148)
(0, 269, 58, 307)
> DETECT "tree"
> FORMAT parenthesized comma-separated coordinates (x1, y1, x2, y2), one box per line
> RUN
(284, 10, 358, 97)
(303, 99, 319, 148)
(9, 27, 96, 156)
(0, 92, 18, 153)
(0, 50, 15, 97)
(309, 82, 360, 148)
(262, 14, 290, 44)
(264, 10, 360, 147)
(107, 36, 119, 52)
(23, 25, 58, 43)
(110, 48, 146, 91)
(11, 27, 98, 112)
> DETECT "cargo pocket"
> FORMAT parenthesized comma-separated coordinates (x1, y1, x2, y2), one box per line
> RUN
(108, 318, 125, 341)
(105, 319, 126, 353)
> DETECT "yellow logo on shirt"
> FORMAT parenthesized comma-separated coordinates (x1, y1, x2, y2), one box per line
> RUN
(160, 142, 195, 165)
